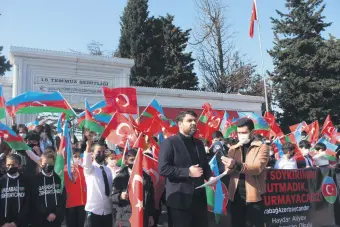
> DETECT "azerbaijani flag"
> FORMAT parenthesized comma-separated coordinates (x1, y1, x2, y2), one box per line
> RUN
(78, 100, 105, 134)
(143, 99, 164, 118)
(6, 91, 76, 116)
(0, 85, 6, 119)
(316, 138, 338, 161)
(238, 112, 270, 132)
(221, 111, 240, 138)
(78, 100, 113, 125)
(0, 123, 31, 150)
(321, 176, 337, 204)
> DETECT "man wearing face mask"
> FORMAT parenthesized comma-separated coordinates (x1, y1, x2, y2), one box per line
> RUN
(111, 149, 155, 227)
(221, 118, 269, 227)
(158, 111, 213, 227)
(298, 140, 313, 168)
(0, 154, 31, 227)
(274, 142, 297, 170)
(83, 134, 113, 227)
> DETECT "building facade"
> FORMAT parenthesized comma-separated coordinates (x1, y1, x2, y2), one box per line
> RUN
(1, 47, 264, 123)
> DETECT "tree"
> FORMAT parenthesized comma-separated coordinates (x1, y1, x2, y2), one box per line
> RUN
(116, 0, 152, 86)
(268, 0, 340, 128)
(117, 0, 198, 90)
(193, 0, 257, 93)
(156, 15, 198, 90)
(0, 46, 11, 76)
(87, 41, 104, 56)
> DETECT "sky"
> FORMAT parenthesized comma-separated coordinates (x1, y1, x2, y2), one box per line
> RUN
(1, 0, 340, 79)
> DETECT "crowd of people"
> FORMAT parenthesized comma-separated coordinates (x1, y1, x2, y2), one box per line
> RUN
(0, 111, 337, 227)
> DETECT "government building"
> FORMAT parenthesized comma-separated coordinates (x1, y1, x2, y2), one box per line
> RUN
(1, 46, 264, 124)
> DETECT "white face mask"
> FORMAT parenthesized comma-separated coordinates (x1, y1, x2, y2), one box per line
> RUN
(19, 133, 27, 139)
(238, 133, 250, 144)
(73, 158, 82, 167)
(301, 148, 309, 156)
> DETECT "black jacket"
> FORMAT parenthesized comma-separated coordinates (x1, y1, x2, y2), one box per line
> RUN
(111, 167, 155, 227)
(36, 171, 66, 226)
(158, 134, 212, 209)
(0, 173, 31, 227)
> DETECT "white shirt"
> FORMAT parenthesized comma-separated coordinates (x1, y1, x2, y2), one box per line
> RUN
(83, 152, 113, 215)
(313, 152, 329, 166)
(274, 157, 297, 170)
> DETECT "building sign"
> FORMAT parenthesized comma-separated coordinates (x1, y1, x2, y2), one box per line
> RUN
(36, 76, 112, 87)
(39, 86, 102, 95)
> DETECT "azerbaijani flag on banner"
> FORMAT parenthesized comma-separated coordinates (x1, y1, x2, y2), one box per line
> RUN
(0, 123, 31, 150)
(6, 91, 76, 116)
(78, 100, 105, 134)
(0, 85, 6, 119)
(78, 100, 113, 125)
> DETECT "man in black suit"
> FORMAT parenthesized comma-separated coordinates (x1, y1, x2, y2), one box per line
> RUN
(158, 110, 214, 227)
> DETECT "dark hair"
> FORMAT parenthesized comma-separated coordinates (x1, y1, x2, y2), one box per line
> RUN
(212, 131, 224, 139)
(91, 141, 106, 152)
(18, 124, 28, 133)
(41, 151, 56, 162)
(282, 142, 295, 153)
(236, 118, 255, 131)
(314, 143, 326, 151)
(176, 110, 198, 123)
(26, 132, 40, 142)
(253, 134, 264, 142)
(299, 140, 311, 149)
(125, 149, 137, 159)
(44, 146, 56, 153)
(72, 148, 81, 154)
(7, 153, 21, 165)
(301, 131, 308, 137)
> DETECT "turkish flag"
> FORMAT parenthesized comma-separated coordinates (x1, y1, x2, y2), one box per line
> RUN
(142, 154, 165, 210)
(102, 112, 137, 147)
(128, 150, 144, 227)
(264, 112, 284, 138)
(308, 120, 319, 144)
(321, 115, 336, 138)
(249, 0, 257, 38)
(103, 87, 137, 114)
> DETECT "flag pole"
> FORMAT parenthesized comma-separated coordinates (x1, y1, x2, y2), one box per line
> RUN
(254, 0, 269, 112)
(136, 93, 159, 121)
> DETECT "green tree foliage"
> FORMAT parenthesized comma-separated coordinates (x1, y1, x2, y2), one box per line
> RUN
(0, 46, 11, 76)
(268, 0, 340, 128)
(117, 0, 198, 90)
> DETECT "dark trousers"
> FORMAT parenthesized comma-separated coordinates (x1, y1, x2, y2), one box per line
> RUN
(87, 213, 112, 227)
(41, 220, 61, 227)
(66, 206, 86, 227)
(168, 194, 208, 227)
(230, 191, 264, 227)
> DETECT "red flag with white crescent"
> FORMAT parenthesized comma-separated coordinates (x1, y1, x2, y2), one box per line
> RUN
(128, 150, 144, 227)
(103, 87, 137, 114)
(142, 154, 165, 210)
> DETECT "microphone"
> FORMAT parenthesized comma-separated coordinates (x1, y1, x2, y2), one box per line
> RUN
(0, 153, 5, 161)
(210, 141, 227, 156)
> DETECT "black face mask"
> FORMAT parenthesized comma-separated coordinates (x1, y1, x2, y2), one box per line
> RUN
(128, 164, 134, 169)
(43, 165, 54, 173)
(7, 167, 19, 175)
(95, 154, 105, 164)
